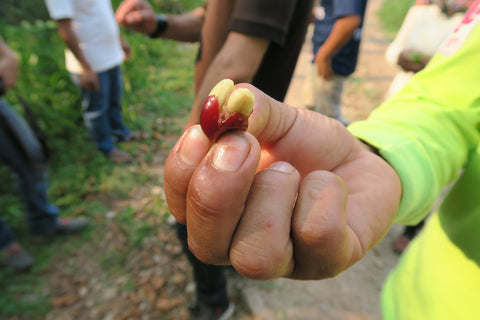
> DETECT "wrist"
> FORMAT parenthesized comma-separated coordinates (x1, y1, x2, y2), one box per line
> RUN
(149, 14, 169, 38)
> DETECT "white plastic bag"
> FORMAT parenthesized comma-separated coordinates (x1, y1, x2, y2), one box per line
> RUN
(385, 5, 464, 65)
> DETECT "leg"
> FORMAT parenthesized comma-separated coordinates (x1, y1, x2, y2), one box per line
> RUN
(176, 222, 229, 308)
(328, 75, 348, 125)
(71, 72, 115, 155)
(0, 219, 34, 271)
(107, 66, 131, 141)
(0, 113, 58, 235)
(311, 67, 348, 125)
(0, 218, 15, 250)
(309, 62, 334, 117)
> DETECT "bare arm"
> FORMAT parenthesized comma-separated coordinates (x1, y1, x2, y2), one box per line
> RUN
(163, 7, 205, 42)
(315, 15, 361, 80)
(193, 0, 235, 93)
(56, 19, 99, 91)
(115, 0, 205, 42)
(0, 36, 19, 93)
(186, 32, 269, 128)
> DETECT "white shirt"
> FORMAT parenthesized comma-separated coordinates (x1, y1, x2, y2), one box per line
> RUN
(45, 0, 124, 73)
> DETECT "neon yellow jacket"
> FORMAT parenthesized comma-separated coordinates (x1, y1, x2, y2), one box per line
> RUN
(349, 3, 480, 319)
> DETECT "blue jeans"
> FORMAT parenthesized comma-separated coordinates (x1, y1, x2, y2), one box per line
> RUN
(71, 66, 131, 155)
(0, 99, 59, 249)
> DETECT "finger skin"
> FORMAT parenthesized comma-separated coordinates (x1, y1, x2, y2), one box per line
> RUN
(115, 0, 156, 34)
(115, 0, 135, 25)
(288, 147, 400, 280)
(229, 161, 301, 280)
(164, 126, 212, 224)
(234, 85, 400, 278)
(186, 132, 261, 265)
(164, 83, 401, 280)
(290, 170, 352, 280)
(237, 84, 355, 176)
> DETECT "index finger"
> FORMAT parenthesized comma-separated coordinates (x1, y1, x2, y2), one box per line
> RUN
(115, 0, 143, 26)
(164, 126, 212, 224)
(186, 132, 261, 264)
(115, 0, 132, 24)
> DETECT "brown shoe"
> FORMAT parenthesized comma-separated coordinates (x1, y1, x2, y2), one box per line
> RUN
(107, 149, 133, 163)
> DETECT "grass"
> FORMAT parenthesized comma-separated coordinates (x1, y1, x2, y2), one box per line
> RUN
(377, 0, 415, 35)
(0, 1, 201, 318)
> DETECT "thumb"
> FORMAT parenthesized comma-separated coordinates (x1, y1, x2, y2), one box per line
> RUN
(236, 83, 296, 142)
(236, 83, 354, 175)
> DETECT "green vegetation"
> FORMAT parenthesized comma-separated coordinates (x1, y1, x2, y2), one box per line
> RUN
(377, 0, 415, 35)
(0, 0, 201, 318)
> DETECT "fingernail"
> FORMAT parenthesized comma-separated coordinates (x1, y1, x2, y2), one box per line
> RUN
(179, 127, 210, 166)
(269, 161, 294, 173)
(212, 134, 250, 171)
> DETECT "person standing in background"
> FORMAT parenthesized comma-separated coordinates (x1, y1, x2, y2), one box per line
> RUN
(44, 0, 142, 164)
(0, 35, 89, 272)
(308, 0, 368, 126)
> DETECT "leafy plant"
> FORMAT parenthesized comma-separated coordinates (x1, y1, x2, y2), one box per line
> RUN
(0, 0, 201, 317)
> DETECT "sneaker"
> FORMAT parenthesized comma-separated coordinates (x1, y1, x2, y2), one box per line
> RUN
(31, 217, 89, 243)
(189, 302, 234, 320)
(56, 217, 89, 234)
(107, 149, 133, 164)
(1, 242, 34, 272)
(122, 131, 147, 142)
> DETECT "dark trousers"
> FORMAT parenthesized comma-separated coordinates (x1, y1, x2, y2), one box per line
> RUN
(0, 99, 59, 249)
(176, 222, 229, 307)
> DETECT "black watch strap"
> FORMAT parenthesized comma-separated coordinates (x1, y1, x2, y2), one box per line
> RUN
(149, 14, 168, 38)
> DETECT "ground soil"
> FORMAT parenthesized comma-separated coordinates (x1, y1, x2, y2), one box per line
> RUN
(22, 1, 407, 319)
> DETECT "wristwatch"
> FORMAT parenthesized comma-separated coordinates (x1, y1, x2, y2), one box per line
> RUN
(149, 14, 169, 38)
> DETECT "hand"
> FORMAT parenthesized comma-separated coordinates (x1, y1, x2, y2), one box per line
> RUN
(314, 49, 333, 80)
(80, 69, 99, 92)
(164, 84, 401, 281)
(115, 0, 157, 35)
(0, 43, 20, 93)
(121, 37, 132, 60)
(397, 50, 430, 73)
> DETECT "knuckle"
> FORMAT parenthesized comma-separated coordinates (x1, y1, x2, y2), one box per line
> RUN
(295, 217, 333, 248)
(188, 238, 227, 265)
(230, 242, 287, 280)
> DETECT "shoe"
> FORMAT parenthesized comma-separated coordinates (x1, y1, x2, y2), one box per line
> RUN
(55, 217, 89, 234)
(189, 302, 234, 320)
(107, 149, 133, 164)
(31, 217, 89, 243)
(122, 131, 148, 142)
(1, 242, 34, 272)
